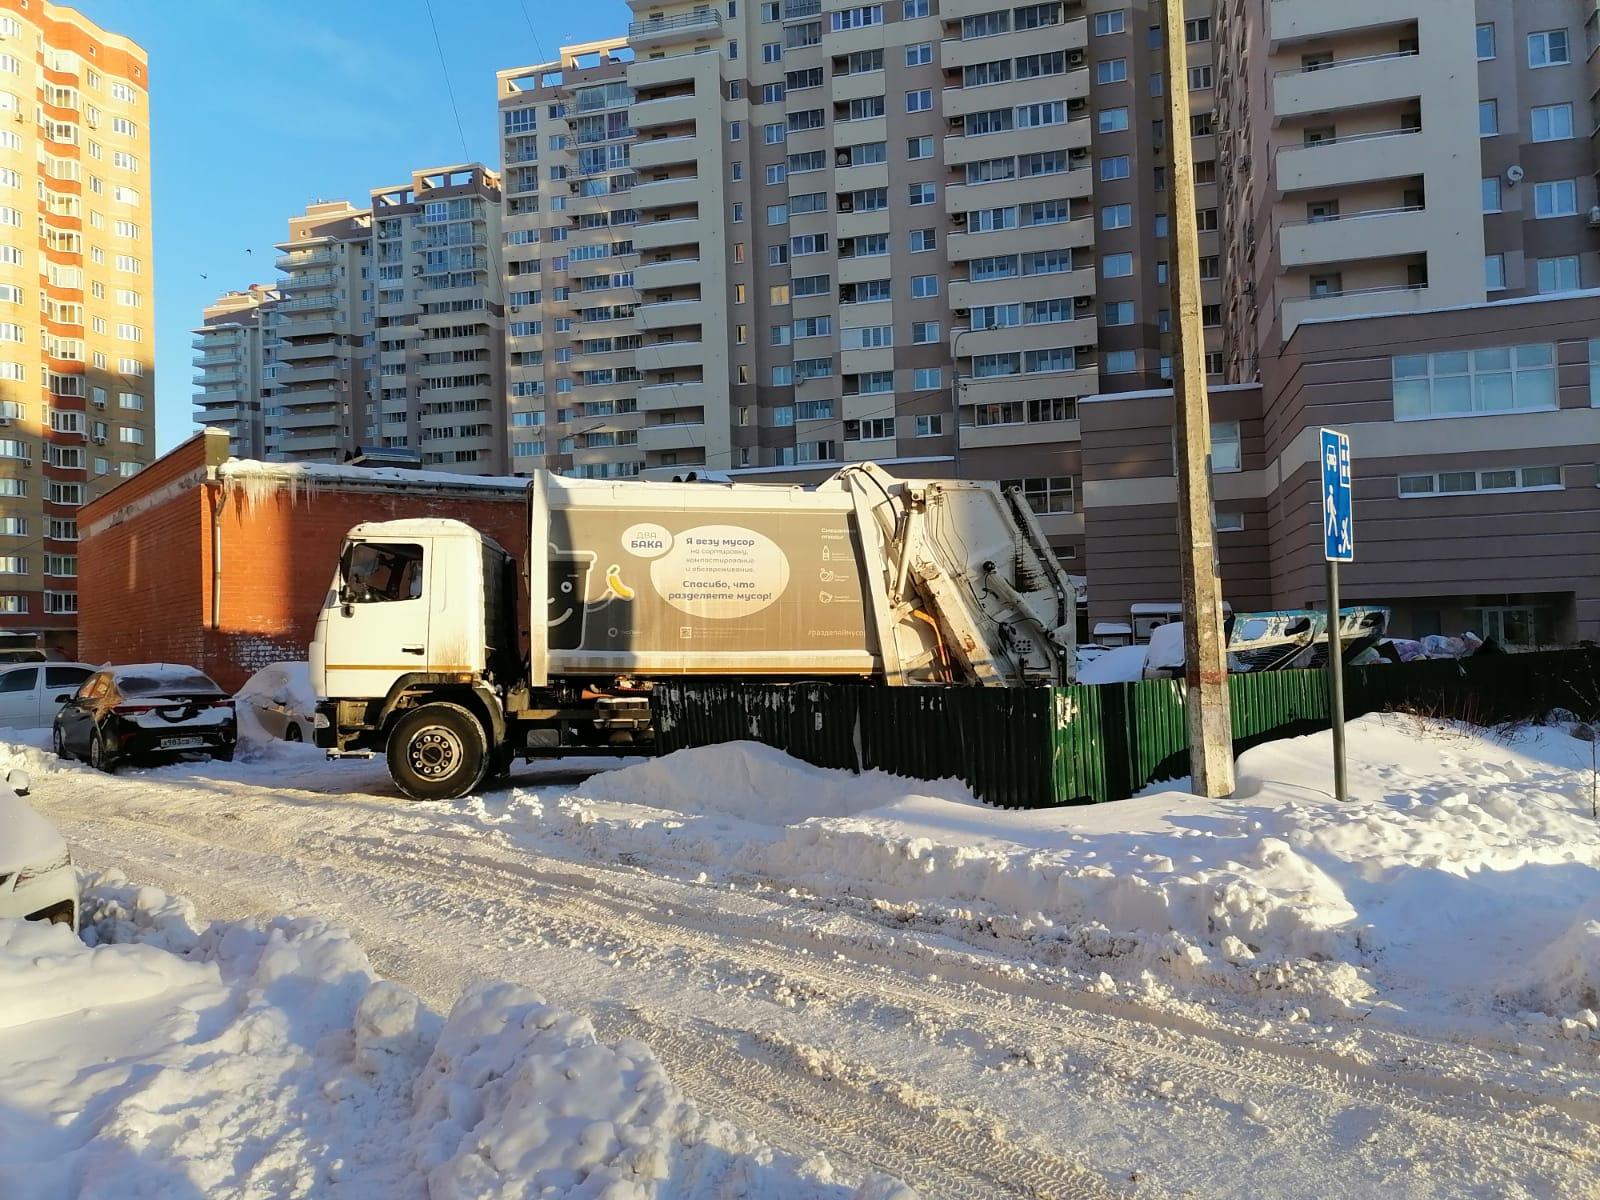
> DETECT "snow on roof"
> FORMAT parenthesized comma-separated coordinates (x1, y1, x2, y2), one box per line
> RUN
(1093, 621, 1133, 636)
(1077, 382, 1262, 405)
(1128, 601, 1233, 614)
(218, 459, 530, 510)
(1294, 285, 1600, 329)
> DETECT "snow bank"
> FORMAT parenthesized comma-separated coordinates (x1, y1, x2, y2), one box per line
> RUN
(511, 719, 1600, 1033)
(0, 878, 913, 1200)
(1075, 643, 1148, 684)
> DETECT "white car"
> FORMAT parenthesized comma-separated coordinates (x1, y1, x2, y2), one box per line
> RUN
(0, 769, 76, 931)
(0, 661, 96, 730)
(236, 662, 315, 743)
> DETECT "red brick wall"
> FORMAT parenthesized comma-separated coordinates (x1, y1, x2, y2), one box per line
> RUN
(205, 484, 526, 690)
(80, 440, 528, 691)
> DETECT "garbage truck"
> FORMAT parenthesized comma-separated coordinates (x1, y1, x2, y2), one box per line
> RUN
(310, 464, 1076, 799)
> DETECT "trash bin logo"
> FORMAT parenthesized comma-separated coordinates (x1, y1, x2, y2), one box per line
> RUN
(547, 547, 597, 650)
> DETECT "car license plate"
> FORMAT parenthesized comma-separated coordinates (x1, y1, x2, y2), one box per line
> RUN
(160, 736, 204, 750)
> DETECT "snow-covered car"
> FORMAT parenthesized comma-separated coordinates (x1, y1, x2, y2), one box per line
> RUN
(236, 662, 315, 743)
(0, 661, 95, 730)
(54, 664, 236, 772)
(0, 768, 75, 930)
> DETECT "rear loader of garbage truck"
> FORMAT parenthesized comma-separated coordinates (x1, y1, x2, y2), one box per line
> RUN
(310, 463, 1075, 800)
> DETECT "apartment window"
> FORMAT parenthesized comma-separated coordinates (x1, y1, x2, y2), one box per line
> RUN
(910, 228, 937, 252)
(1537, 255, 1580, 293)
(764, 122, 786, 144)
(1392, 344, 1557, 418)
(1528, 30, 1570, 67)
(1098, 107, 1129, 133)
(1025, 347, 1075, 374)
(1188, 65, 1213, 90)
(1195, 208, 1218, 231)
(1100, 155, 1131, 182)
(1485, 253, 1506, 291)
(906, 89, 933, 112)
(904, 0, 929, 15)
(1534, 179, 1577, 218)
(729, 121, 743, 141)
(1532, 103, 1574, 142)
(909, 182, 936, 205)
(1103, 301, 1134, 326)
(1214, 512, 1244, 534)
(1003, 476, 1074, 515)
(1101, 204, 1132, 230)
(761, 2, 778, 18)
(1476, 22, 1495, 60)
(1399, 465, 1562, 498)
(1479, 100, 1498, 136)
(732, 202, 745, 223)
(1210, 421, 1241, 473)
(1481, 177, 1501, 213)
(1097, 58, 1127, 85)
(767, 203, 788, 224)
(845, 417, 895, 441)
(907, 135, 933, 159)
(911, 321, 939, 344)
(763, 42, 782, 63)
(915, 414, 944, 437)
(1102, 253, 1133, 278)
(1094, 10, 1125, 35)
(911, 274, 939, 298)
(906, 42, 932, 66)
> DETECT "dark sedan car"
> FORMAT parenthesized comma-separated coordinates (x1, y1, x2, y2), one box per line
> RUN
(53, 664, 237, 772)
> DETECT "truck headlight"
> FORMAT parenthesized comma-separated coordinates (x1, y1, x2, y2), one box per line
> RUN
(312, 712, 330, 729)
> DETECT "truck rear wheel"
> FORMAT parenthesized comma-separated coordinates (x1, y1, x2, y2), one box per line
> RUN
(387, 702, 489, 801)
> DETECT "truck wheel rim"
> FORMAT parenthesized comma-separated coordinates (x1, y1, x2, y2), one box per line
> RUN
(410, 727, 462, 779)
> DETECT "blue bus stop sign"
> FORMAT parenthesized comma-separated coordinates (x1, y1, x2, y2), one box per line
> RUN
(1321, 428, 1353, 563)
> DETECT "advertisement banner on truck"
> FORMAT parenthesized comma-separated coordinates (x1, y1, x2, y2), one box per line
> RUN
(546, 507, 871, 655)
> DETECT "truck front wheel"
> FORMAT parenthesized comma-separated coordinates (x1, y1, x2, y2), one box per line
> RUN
(387, 702, 489, 801)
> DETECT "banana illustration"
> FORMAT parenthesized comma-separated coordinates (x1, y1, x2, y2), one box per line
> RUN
(605, 563, 636, 600)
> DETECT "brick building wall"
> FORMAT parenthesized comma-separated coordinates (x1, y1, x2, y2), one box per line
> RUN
(80, 432, 528, 691)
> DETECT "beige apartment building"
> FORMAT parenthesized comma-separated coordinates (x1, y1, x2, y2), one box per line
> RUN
(265, 165, 507, 473)
(0, 1, 153, 654)
(192, 285, 277, 460)
(1079, 0, 1600, 647)
(489, 0, 1222, 563)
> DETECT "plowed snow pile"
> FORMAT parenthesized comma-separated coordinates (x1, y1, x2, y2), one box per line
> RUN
(509, 715, 1600, 1035)
(0, 876, 912, 1200)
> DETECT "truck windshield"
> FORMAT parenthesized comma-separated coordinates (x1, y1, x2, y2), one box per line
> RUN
(342, 541, 424, 603)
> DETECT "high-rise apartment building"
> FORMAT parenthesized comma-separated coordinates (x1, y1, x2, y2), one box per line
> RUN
(0, 1, 153, 653)
(191, 285, 278, 460)
(268, 201, 372, 463)
(264, 165, 506, 472)
(1213, 0, 1600, 369)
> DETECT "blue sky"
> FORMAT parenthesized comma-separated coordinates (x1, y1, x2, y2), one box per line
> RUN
(70, 0, 630, 454)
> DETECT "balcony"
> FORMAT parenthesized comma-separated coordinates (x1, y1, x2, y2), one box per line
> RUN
(638, 379, 709, 409)
(1273, 127, 1423, 195)
(950, 268, 1094, 311)
(634, 257, 703, 291)
(274, 360, 345, 387)
(947, 215, 1093, 261)
(278, 271, 339, 292)
(630, 134, 700, 171)
(635, 297, 708, 332)
(274, 246, 334, 271)
(1271, 51, 1420, 122)
(191, 352, 236, 367)
(193, 405, 242, 425)
(196, 386, 243, 406)
(276, 336, 342, 362)
(278, 292, 341, 313)
(193, 368, 241, 387)
(631, 92, 703, 131)
(939, 16, 1087, 70)
(637, 338, 707, 372)
(274, 406, 344, 432)
(783, 0, 820, 19)
(640, 421, 706, 452)
(629, 175, 702, 211)
(278, 434, 345, 455)
(1281, 281, 1430, 332)
(832, 162, 889, 192)
(942, 69, 1088, 119)
(942, 118, 1090, 167)
(944, 168, 1093, 214)
(1268, 0, 1425, 48)
(1277, 206, 1428, 268)
(631, 216, 700, 252)
(627, 9, 723, 48)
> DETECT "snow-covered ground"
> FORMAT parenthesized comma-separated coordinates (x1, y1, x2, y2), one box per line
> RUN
(3, 716, 1598, 1198)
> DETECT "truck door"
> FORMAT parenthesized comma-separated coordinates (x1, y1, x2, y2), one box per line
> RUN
(320, 538, 431, 700)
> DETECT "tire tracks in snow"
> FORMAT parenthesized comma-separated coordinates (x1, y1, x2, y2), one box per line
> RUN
(37, 765, 1600, 1199)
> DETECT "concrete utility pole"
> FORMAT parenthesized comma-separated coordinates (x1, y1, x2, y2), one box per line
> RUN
(1161, 0, 1235, 798)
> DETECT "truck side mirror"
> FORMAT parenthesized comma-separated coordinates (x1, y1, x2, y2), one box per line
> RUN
(339, 584, 357, 616)
(53, 693, 71, 703)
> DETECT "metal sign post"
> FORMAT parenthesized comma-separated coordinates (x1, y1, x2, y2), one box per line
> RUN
(1320, 428, 1354, 801)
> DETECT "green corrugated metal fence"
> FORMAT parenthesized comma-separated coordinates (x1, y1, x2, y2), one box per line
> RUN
(652, 648, 1600, 808)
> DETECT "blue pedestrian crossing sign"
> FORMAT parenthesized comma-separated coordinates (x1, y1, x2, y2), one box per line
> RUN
(1321, 428, 1354, 562)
